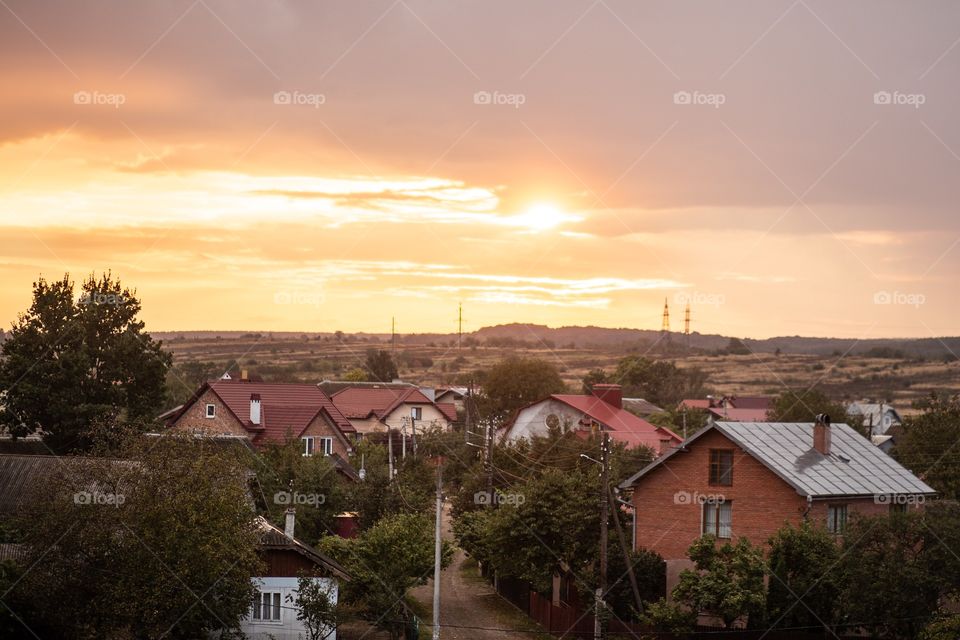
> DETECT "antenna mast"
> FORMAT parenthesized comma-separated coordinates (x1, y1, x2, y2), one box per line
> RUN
(458, 302, 463, 350)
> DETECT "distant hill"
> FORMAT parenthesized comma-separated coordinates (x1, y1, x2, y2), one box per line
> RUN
(151, 324, 960, 359)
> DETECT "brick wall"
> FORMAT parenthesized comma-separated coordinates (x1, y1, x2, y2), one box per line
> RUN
(170, 388, 247, 437)
(301, 412, 351, 458)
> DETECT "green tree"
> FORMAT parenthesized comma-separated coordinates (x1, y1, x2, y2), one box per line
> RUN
(343, 367, 369, 382)
(726, 337, 750, 355)
(604, 356, 709, 408)
(0, 273, 171, 452)
(288, 572, 338, 640)
(766, 521, 840, 630)
(319, 513, 452, 639)
(673, 535, 766, 628)
(480, 356, 566, 421)
(767, 389, 864, 433)
(11, 433, 262, 638)
(894, 394, 960, 500)
(364, 349, 398, 382)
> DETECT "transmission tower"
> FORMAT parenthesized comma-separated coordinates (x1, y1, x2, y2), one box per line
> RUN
(661, 298, 670, 334)
(684, 301, 690, 348)
(458, 302, 463, 350)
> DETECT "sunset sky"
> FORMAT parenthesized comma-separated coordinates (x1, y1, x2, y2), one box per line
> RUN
(2, 0, 959, 338)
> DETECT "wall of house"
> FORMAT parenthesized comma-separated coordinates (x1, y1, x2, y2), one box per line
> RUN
(505, 399, 583, 442)
(242, 575, 338, 640)
(345, 416, 383, 435)
(301, 412, 351, 458)
(382, 403, 451, 432)
(169, 389, 247, 437)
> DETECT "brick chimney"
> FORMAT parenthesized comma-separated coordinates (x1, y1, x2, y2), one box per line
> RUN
(592, 384, 622, 409)
(250, 393, 261, 425)
(284, 508, 296, 539)
(813, 413, 831, 455)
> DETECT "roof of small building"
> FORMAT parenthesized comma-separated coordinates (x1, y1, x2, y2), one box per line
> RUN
(255, 516, 351, 580)
(705, 407, 770, 422)
(621, 421, 936, 499)
(622, 398, 664, 416)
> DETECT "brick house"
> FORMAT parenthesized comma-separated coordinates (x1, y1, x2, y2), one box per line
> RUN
(619, 415, 936, 592)
(502, 384, 682, 454)
(166, 379, 356, 458)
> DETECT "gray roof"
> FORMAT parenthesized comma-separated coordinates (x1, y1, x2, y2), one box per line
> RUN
(621, 421, 936, 499)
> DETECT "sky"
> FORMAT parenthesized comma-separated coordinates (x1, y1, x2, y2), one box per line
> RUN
(1, 0, 959, 339)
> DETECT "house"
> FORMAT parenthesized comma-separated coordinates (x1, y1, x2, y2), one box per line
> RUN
(619, 415, 936, 593)
(330, 386, 457, 436)
(680, 395, 772, 423)
(165, 379, 356, 459)
(621, 398, 664, 418)
(847, 401, 903, 436)
(502, 384, 682, 455)
(434, 386, 469, 412)
(242, 510, 350, 640)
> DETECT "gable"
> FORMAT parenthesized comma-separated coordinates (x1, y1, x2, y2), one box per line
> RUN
(170, 388, 247, 437)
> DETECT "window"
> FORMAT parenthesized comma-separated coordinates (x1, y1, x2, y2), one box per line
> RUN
(319, 436, 334, 456)
(302, 436, 315, 457)
(251, 591, 281, 621)
(702, 500, 732, 538)
(827, 504, 847, 534)
(709, 449, 733, 486)
(890, 502, 908, 515)
(205, 404, 216, 418)
(411, 406, 423, 421)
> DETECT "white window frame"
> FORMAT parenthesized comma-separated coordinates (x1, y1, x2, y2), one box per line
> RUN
(251, 590, 282, 622)
(827, 504, 847, 534)
(302, 436, 315, 457)
(319, 436, 334, 456)
(702, 500, 732, 539)
(411, 406, 423, 421)
(205, 403, 216, 418)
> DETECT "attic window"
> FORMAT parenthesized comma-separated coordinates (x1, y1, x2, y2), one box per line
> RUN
(411, 407, 423, 421)
(709, 449, 734, 486)
(205, 404, 216, 418)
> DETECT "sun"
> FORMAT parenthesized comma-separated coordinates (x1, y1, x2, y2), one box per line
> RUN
(511, 203, 578, 231)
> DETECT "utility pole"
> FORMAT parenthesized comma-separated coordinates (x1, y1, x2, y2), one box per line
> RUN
(392, 316, 396, 353)
(609, 486, 643, 616)
(464, 381, 473, 445)
(458, 302, 463, 350)
(388, 429, 395, 478)
(485, 419, 494, 503)
(432, 456, 444, 640)
(595, 432, 609, 640)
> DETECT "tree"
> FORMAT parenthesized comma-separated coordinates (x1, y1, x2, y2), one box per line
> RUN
(894, 394, 960, 500)
(11, 432, 262, 638)
(726, 338, 750, 355)
(364, 349, 398, 382)
(766, 521, 840, 630)
(288, 572, 338, 640)
(673, 535, 766, 628)
(318, 513, 452, 639)
(767, 389, 863, 433)
(838, 510, 946, 639)
(0, 273, 171, 452)
(480, 356, 566, 421)
(596, 356, 709, 408)
(342, 367, 369, 382)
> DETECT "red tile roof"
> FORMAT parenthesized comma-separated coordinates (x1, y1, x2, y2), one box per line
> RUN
(549, 394, 682, 451)
(331, 387, 452, 422)
(705, 407, 770, 422)
(170, 380, 354, 444)
(436, 402, 458, 422)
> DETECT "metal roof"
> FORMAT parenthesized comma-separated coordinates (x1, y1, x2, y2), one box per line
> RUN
(621, 421, 936, 499)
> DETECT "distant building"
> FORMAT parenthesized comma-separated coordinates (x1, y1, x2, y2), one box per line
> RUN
(680, 395, 772, 424)
(330, 386, 457, 436)
(621, 398, 664, 418)
(502, 384, 682, 455)
(165, 379, 357, 461)
(847, 401, 903, 436)
(620, 416, 935, 594)
(434, 386, 469, 412)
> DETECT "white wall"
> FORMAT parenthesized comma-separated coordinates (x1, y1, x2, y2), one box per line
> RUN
(239, 576, 338, 640)
(504, 399, 583, 442)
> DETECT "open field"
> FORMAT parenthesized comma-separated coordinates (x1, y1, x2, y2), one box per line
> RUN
(158, 332, 960, 411)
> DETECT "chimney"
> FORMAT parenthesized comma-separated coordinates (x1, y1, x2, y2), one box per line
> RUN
(241, 369, 248, 381)
(250, 393, 261, 425)
(591, 384, 622, 409)
(284, 508, 295, 539)
(813, 413, 831, 455)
